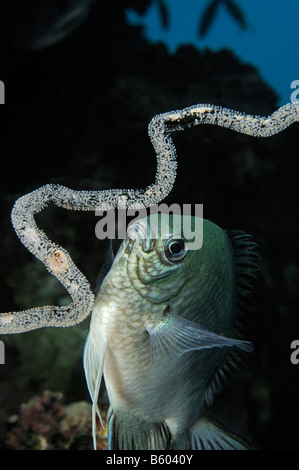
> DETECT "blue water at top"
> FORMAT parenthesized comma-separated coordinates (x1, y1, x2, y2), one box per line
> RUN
(127, 0, 299, 106)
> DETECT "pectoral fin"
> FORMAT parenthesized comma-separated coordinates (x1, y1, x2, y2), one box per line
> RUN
(147, 314, 253, 366)
(83, 331, 106, 449)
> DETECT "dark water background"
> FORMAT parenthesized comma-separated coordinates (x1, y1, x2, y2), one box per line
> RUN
(0, 0, 298, 450)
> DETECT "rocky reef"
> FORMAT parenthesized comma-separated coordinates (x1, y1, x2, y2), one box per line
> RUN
(4, 390, 107, 450)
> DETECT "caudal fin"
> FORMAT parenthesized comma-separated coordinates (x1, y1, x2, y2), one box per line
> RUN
(181, 414, 250, 450)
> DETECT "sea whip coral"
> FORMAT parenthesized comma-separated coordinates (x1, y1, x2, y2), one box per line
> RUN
(0, 102, 298, 334)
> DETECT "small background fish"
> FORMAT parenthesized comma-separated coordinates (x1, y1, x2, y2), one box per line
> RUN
(0, 0, 95, 49)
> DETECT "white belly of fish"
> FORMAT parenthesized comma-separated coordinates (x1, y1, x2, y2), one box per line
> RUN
(93, 299, 167, 420)
(89, 270, 207, 437)
(103, 336, 206, 438)
(91, 287, 176, 423)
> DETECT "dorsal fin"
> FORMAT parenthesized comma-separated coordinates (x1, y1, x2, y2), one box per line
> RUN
(204, 230, 260, 406)
(226, 230, 260, 336)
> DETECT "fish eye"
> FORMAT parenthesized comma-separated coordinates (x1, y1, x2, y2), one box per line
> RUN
(164, 238, 187, 262)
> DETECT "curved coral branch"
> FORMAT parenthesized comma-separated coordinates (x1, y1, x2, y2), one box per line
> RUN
(1, 102, 298, 333)
(153, 102, 299, 137)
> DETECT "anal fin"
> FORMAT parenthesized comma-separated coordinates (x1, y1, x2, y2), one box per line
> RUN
(107, 410, 171, 450)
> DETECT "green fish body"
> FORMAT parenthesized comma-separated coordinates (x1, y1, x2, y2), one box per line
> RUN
(84, 214, 259, 450)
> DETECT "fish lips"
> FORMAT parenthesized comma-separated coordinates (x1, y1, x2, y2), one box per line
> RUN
(127, 219, 157, 254)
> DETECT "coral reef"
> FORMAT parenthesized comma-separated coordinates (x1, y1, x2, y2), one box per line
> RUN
(3, 390, 108, 450)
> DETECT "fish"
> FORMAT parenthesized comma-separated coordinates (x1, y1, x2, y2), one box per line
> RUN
(30, 0, 94, 49)
(83, 213, 259, 450)
(0, 0, 94, 50)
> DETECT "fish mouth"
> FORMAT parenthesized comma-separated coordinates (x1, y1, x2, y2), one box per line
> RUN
(126, 219, 157, 253)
